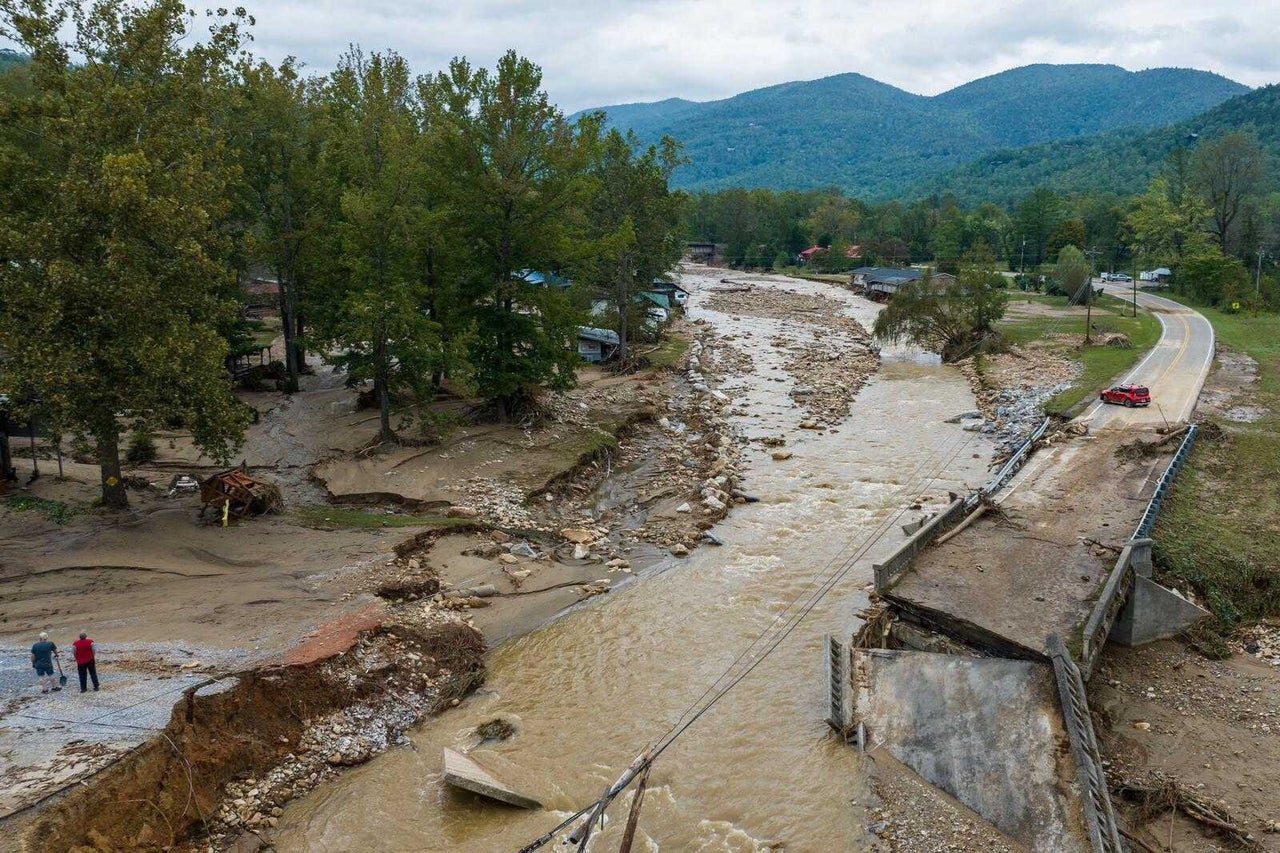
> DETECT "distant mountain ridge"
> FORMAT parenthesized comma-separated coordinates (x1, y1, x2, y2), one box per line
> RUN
(922, 84, 1280, 205)
(579, 64, 1249, 198)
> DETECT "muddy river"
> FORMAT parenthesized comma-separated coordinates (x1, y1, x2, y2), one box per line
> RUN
(273, 270, 995, 852)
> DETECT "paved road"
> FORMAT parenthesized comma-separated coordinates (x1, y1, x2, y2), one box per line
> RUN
(1079, 282, 1215, 430)
(896, 279, 1219, 658)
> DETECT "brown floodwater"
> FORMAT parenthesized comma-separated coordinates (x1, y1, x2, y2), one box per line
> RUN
(272, 270, 994, 852)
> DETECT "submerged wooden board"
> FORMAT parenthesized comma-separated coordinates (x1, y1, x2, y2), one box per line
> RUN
(441, 747, 541, 810)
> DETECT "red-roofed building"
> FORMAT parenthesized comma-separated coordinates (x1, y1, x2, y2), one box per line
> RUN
(798, 245, 826, 262)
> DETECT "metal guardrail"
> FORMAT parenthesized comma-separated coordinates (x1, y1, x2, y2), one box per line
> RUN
(1134, 424, 1199, 539)
(1047, 635, 1124, 853)
(1080, 424, 1200, 675)
(968, 417, 1051, 508)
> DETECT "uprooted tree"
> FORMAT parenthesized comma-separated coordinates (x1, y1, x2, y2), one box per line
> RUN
(872, 245, 1008, 362)
(0, 0, 251, 508)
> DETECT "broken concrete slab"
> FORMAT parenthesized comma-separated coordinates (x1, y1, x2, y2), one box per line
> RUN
(852, 648, 1089, 852)
(901, 513, 937, 536)
(1109, 575, 1209, 646)
(441, 747, 541, 809)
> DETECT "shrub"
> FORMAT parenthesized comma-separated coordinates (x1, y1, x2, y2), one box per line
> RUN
(125, 430, 158, 464)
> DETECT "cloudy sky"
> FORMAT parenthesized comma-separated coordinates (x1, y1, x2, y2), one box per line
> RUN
(9, 0, 1280, 110)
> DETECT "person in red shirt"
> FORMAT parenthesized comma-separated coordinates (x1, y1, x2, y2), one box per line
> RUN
(71, 632, 99, 693)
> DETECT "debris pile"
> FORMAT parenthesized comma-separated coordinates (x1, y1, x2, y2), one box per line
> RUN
(200, 466, 284, 520)
(204, 623, 482, 846)
(957, 347, 1081, 456)
(1235, 624, 1280, 668)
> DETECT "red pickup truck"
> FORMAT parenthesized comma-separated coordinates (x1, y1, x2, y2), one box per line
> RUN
(1099, 384, 1151, 407)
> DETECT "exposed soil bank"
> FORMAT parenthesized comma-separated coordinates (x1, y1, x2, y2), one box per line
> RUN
(16, 618, 484, 853)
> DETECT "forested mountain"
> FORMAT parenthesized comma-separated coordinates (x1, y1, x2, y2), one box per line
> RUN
(926, 84, 1280, 205)
(582, 64, 1247, 197)
(0, 49, 26, 74)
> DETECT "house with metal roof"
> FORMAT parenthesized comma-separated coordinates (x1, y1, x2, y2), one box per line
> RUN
(516, 269, 572, 289)
(577, 327, 621, 363)
(852, 267, 956, 301)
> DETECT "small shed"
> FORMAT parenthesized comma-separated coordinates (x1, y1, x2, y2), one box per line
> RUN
(577, 327, 620, 363)
(685, 242, 723, 264)
(648, 278, 690, 305)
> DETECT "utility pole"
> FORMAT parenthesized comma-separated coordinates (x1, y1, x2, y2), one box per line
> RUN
(1254, 245, 1264, 317)
(1084, 246, 1101, 344)
(1019, 238, 1026, 274)
(1132, 246, 1140, 318)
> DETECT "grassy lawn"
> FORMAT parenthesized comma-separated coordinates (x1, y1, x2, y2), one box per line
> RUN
(292, 506, 473, 530)
(1151, 300, 1280, 637)
(999, 292, 1163, 415)
(642, 332, 691, 370)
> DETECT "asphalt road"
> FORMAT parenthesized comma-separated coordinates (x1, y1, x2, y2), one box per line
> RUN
(1079, 282, 1216, 430)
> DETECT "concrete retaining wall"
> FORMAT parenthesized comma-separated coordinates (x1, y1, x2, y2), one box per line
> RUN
(873, 497, 968, 592)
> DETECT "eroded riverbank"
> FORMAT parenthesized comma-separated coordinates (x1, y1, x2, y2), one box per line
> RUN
(269, 267, 997, 852)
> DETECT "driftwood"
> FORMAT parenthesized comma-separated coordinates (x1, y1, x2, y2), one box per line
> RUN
(1112, 772, 1263, 850)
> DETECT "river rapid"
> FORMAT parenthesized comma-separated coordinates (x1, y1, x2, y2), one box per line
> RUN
(272, 268, 995, 852)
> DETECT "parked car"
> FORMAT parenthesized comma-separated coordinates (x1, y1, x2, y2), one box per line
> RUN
(1110, 273, 1133, 283)
(1099, 384, 1151, 407)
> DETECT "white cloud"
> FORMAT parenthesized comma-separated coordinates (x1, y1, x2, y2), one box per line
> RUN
(7, 0, 1279, 109)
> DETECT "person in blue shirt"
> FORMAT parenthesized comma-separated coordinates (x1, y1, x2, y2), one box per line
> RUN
(31, 632, 60, 693)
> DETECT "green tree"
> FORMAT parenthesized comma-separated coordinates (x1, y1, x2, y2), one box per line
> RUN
(1015, 188, 1065, 268)
(872, 245, 1008, 362)
(0, 0, 252, 508)
(1179, 247, 1250, 308)
(581, 129, 685, 363)
(1125, 176, 1212, 266)
(308, 49, 441, 443)
(236, 58, 320, 392)
(435, 51, 599, 419)
(1193, 132, 1269, 255)
(1055, 244, 1098, 342)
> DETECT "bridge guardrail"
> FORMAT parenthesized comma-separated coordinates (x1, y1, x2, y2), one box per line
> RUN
(1134, 424, 1199, 539)
(1048, 635, 1124, 853)
(1079, 424, 1199, 676)
(968, 417, 1052, 509)
(872, 497, 968, 592)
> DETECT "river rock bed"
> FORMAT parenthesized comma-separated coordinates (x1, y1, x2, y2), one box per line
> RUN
(958, 346, 1081, 456)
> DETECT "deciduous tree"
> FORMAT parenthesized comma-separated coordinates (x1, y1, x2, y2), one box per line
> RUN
(307, 49, 441, 443)
(872, 244, 1008, 362)
(0, 0, 252, 508)
(580, 129, 685, 364)
(1193, 132, 1268, 255)
(435, 51, 600, 419)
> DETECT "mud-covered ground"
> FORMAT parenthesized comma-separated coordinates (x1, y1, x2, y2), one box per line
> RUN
(0, 263, 894, 848)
